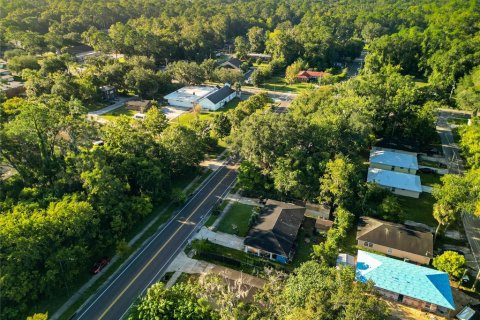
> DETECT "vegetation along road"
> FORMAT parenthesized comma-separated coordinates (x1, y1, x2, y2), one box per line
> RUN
(72, 164, 237, 320)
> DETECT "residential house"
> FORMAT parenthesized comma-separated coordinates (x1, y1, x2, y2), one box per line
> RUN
(243, 68, 255, 85)
(297, 70, 330, 82)
(1, 81, 25, 98)
(220, 57, 243, 71)
(244, 199, 305, 264)
(164, 86, 216, 108)
(99, 85, 116, 101)
(356, 250, 455, 315)
(63, 44, 99, 62)
(0, 68, 11, 76)
(356, 216, 433, 264)
(315, 218, 333, 232)
(304, 202, 330, 220)
(199, 84, 237, 111)
(367, 167, 422, 198)
(0, 59, 7, 68)
(370, 147, 419, 174)
(125, 100, 152, 113)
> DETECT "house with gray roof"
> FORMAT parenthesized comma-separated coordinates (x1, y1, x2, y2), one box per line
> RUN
(357, 216, 433, 264)
(244, 199, 305, 264)
(199, 84, 237, 111)
(219, 57, 243, 71)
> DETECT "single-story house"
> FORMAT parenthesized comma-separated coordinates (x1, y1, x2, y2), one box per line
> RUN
(164, 86, 216, 108)
(243, 68, 255, 84)
(220, 57, 243, 71)
(356, 250, 455, 315)
(367, 167, 422, 198)
(1, 81, 25, 98)
(357, 216, 433, 264)
(63, 44, 99, 62)
(99, 85, 116, 101)
(297, 70, 330, 82)
(247, 53, 272, 62)
(125, 100, 152, 113)
(199, 84, 237, 111)
(370, 147, 419, 174)
(315, 218, 333, 232)
(336, 253, 355, 268)
(244, 199, 305, 264)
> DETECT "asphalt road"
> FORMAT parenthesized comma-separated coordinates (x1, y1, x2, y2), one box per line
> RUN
(73, 164, 237, 320)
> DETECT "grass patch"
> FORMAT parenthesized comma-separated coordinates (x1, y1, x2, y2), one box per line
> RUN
(418, 173, 442, 187)
(291, 217, 319, 268)
(397, 193, 437, 227)
(173, 97, 242, 126)
(205, 200, 230, 228)
(253, 76, 319, 93)
(216, 202, 256, 236)
(101, 105, 136, 121)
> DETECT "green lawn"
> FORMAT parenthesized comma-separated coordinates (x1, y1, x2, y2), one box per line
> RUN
(216, 202, 256, 236)
(192, 240, 284, 275)
(205, 200, 230, 228)
(253, 76, 320, 93)
(397, 193, 437, 227)
(418, 172, 443, 187)
(291, 217, 318, 268)
(101, 105, 136, 121)
(173, 97, 242, 126)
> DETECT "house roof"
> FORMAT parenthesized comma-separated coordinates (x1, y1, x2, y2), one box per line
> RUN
(202, 85, 235, 104)
(243, 68, 254, 81)
(367, 167, 422, 193)
(63, 44, 95, 56)
(244, 199, 305, 257)
(220, 58, 242, 69)
(297, 70, 329, 78)
(370, 148, 419, 170)
(336, 253, 355, 267)
(357, 217, 433, 258)
(164, 86, 216, 104)
(356, 250, 455, 310)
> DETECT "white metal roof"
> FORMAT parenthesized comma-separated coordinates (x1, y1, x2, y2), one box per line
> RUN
(164, 86, 216, 104)
(370, 148, 418, 170)
(367, 167, 422, 193)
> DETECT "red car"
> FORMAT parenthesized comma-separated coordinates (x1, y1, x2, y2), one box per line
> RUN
(90, 257, 109, 274)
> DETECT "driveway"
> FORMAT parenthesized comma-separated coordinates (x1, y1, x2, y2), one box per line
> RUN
(194, 227, 245, 251)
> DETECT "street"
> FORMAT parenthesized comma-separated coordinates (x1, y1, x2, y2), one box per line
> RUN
(436, 110, 480, 272)
(72, 164, 237, 320)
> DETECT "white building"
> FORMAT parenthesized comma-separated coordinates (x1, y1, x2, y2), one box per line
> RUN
(367, 167, 422, 198)
(370, 147, 419, 174)
(199, 84, 237, 111)
(164, 85, 237, 111)
(164, 86, 216, 108)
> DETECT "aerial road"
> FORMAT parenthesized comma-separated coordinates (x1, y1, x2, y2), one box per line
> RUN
(72, 163, 238, 320)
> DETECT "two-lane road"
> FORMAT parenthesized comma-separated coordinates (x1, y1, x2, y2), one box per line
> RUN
(73, 164, 237, 320)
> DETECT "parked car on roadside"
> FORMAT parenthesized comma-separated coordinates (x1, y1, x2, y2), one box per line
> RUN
(90, 257, 109, 274)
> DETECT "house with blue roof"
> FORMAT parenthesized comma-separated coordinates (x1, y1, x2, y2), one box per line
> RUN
(356, 250, 455, 315)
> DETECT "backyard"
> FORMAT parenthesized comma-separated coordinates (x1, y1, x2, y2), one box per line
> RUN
(216, 202, 257, 237)
(397, 193, 437, 227)
(418, 172, 443, 187)
(291, 217, 320, 268)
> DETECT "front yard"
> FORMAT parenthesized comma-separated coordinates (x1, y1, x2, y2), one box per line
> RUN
(101, 105, 136, 121)
(216, 202, 258, 237)
(254, 76, 318, 93)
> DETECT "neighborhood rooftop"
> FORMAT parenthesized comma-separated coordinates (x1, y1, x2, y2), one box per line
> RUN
(356, 250, 455, 310)
(164, 86, 216, 104)
(367, 167, 422, 193)
(202, 85, 235, 104)
(357, 217, 433, 258)
(244, 199, 305, 257)
(370, 148, 419, 170)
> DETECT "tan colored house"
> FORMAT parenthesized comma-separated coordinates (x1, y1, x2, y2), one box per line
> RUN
(356, 217, 433, 265)
(315, 218, 333, 232)
(125, 100, 152, 113)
